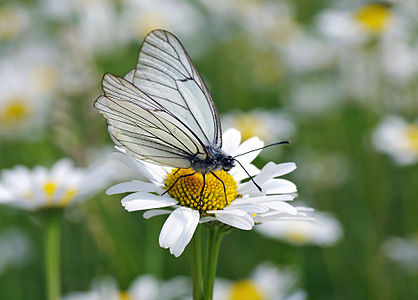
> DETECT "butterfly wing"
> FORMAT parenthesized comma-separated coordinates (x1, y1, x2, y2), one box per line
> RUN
(132, 29, 222, 148)
(95, 73, 207, 168)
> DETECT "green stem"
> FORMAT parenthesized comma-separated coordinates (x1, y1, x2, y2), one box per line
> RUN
(203, 226, 225, 300)
(192, 226, 203, 300)
(45, 212, 62, 300)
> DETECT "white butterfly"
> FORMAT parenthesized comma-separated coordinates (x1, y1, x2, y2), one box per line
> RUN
(95, 29, 270, 193)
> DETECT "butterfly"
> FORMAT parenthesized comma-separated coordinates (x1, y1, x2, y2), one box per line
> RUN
(95, 29, 286, 196)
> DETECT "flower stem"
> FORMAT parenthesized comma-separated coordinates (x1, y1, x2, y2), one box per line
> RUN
(45, 212, 62, 300)
(203, 226, 225, 300)
(192, 225, 203, 300)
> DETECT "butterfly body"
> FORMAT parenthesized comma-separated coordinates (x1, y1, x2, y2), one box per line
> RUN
(188, 145, 235, 174)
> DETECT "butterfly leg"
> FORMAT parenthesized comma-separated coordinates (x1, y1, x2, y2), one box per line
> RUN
(210, 171, 227, 203)
(199, 173, 206, 202)
(162, 172, 196, 196)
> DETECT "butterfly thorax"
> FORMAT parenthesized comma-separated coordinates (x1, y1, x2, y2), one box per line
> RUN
(189, 145, 235, 174)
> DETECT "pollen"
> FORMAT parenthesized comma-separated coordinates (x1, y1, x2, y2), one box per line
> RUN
(165, 168, 239, 213)
(228, 280, 264, 300)
(406, 125, 418, 152)
(1, 98, 29, 125)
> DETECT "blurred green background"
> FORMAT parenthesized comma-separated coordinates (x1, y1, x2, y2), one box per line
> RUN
(1, 0, 417, 299)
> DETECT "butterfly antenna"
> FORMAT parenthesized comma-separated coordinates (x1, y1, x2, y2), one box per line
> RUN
(233, 141, 290, 158)
(233, 159, 262, 192)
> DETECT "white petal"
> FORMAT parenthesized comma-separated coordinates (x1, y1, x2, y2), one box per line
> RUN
(208, 209, 254, 230)
(234, 136, 264, 164)
(264, 201, 298, 215)
(221, 128, 242, 155)
(0, 186, 14, 202)
(263, 179, 297, 194)
(230, 195, 295, 205)
(121, 192, 177, 211)
(255, 162, 297, 184)
(229, 203, 269, 213)
(230, 163, 260, 181)
(159, 207, 200, 257)
(143, 209, 172, 219)
(106, 180, 162, 195)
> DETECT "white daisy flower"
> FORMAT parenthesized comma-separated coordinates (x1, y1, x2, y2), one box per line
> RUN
(221, 110, 295, 145)
(381, 234, 418, 273)
(213, 262, 306, 300)
(0, 42, 59, 137)
(119, 0, 202, 41)
(316, 3, 394, 44)
(0, 228, 30, 274)
(256, 210, 343, 246)
(108, 128, 305, 257)
(62, 274, 190, 300)
(0, 158, 115, 210)
(372, 115, 418, 165)
(0, 3, 30, 41)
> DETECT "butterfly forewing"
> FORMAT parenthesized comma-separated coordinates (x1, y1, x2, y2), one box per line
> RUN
(133, 29, 222, 148)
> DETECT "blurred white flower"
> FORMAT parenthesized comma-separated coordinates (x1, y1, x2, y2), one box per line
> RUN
(288, 78, 342, 116)
(281, 32, 336, 73)
(0, 228, 30, 274)
(0, 158, 115, 210)
(120, 0, 202, 41)
(107, 129, 304, 257)
(256, 211, 343, 246)
(372, 115, 418, 165)
(62, 274, 190, 300)
(294, 149, 349, 190)
(0, 3, 30, 41)
(381, 234, 418, 273)
(60, 0, 130, 55)
(0, 42, 61, 137)
(214, 262, 306, 300)
(221, 110, 295, 144)
(317, 3, 394, 43)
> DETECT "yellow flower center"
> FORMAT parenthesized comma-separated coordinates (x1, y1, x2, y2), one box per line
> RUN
(405, 125, 418, 152)
(354, 3, 391, 33)
(119, 291, 134, 300)
(165, 168, 239, 213)
(228, 280, 264, 300)
(1, 98, 30, 125)
(234, 115, 267, 141)
(42, 181, 78, 207)
(133, 13, 167, 38)
(286, 227, 310, 244)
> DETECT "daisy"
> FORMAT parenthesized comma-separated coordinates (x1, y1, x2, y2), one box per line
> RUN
(316, 3, 394, 44)
(0, 158, 116, 210)
(107, 128, 305, 257)
(0, 3, 30, 41)
(372, 115, 418, 165)
(381, 234, 418, 273)
(256, 210, 343, 246)
(120, 0, 202, 40)
(0, 228, 30, 274)
(62, 274, 190, 300)
(213, 262, 306, 300)
(0, 42, 59, 138)
(221, 110, 295, 144)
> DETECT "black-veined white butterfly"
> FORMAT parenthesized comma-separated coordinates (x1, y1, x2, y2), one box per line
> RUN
(94, 29, 287, 196)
